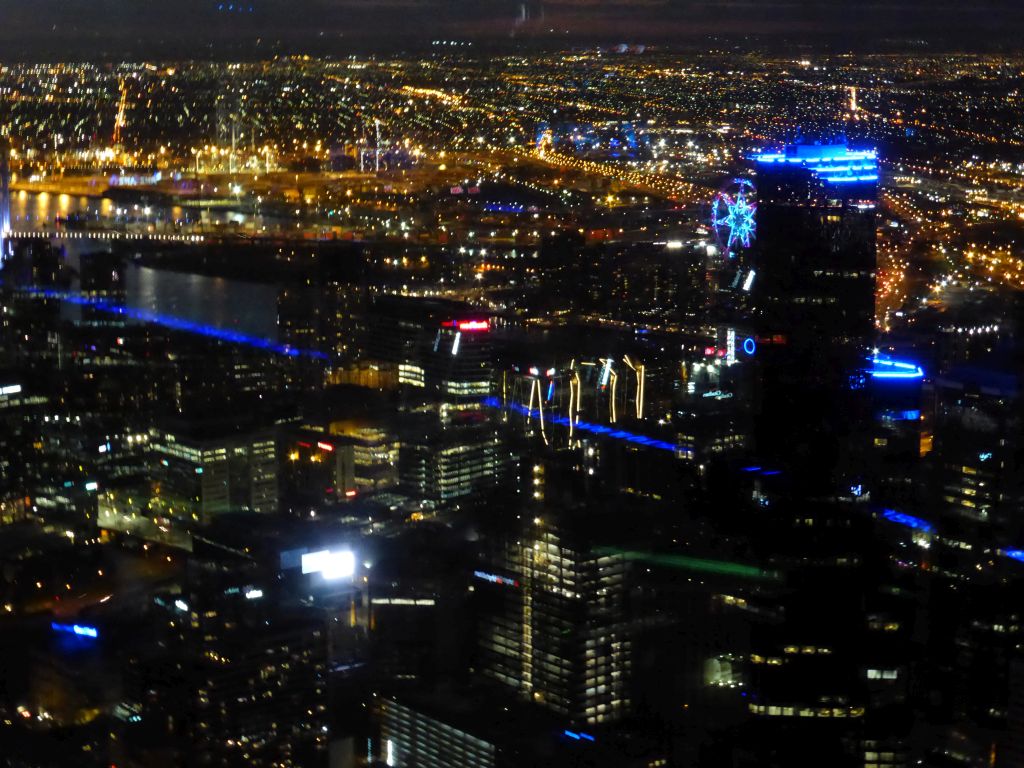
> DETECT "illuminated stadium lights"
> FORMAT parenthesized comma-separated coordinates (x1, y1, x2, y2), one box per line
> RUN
(51, 622, 98, 638)
(301, 549, 356, 581)
(868, 356, 925, 380)
(482, 397, 691, 458)
(16, 287, 329, 360)
(881, 509, 935, 534)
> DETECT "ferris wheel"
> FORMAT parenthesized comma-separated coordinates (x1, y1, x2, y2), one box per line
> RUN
(711, 178, 757, 255)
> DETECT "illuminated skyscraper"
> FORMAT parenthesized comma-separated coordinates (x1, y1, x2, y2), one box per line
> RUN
(478, 512, 631, 726)
(751, 140, 879, 487)
(753, 140, 877, 352)
(930, 363, 1022, 572)
(150, 420, 279, 523)
(128, 580, 329, 768)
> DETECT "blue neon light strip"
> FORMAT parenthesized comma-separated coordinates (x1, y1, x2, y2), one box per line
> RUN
(563, 730, 596, 742)
(881, 509, 934, 534)
(17, 287, 328, 360)
(483, 396, 692, 458)
(818, 175, 879, 183)
(868, 357, 924, 380)
(1003, 549, 1024, 563)
(752, 147, 878, 185)
(754, 150, 878, 164)
(51, 622, 99, 638)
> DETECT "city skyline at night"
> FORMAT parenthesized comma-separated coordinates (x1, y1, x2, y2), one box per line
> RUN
(1, 6, 1024, 768)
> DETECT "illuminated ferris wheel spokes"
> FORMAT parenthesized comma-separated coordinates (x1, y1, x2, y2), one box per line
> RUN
(711, 178, 757, 254)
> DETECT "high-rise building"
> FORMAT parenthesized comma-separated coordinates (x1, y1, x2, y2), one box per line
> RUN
(478, 512, 631, 726)
(930, 363, 1022, 573)
(129, 580, 329, 768)
(751, 140, 879, 488)
(375, 685, 664, 768)
(150, 420, 279, 524)
(378, 694, 497, 768)
(366, 295, 494, 401)
(398, 402, 504, 508)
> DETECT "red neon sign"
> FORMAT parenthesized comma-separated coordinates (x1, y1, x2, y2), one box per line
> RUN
(317, 442, 334, 452)
(442, 319, 489, 332)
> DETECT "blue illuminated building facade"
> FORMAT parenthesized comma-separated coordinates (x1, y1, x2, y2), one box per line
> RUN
(750, 139, 879, 489)
(868, 355, 928, 510)
(868, 357, 924, 381)
(751, 140, 878, 352)
(753, 144, 879, 186)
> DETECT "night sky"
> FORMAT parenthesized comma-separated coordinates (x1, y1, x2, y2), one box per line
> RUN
(1, 0, 1024, 58)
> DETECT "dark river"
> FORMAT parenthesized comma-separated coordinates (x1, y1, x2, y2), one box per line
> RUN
(15, 192, 282, 341)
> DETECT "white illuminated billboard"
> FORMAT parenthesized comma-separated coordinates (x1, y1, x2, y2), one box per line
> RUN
(301, 549, 356, 581)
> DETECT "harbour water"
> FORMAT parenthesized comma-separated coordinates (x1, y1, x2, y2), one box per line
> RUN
(10, 192, 281, 341)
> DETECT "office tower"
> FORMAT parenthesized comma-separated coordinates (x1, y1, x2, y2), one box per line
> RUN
(276, 278, 366, 393)
(375, 686, 663, 768)
(150, 419, 278, 524)
(284, 427, 399, 505)
(930, 363, 1022, 573)
(478, 511, 631, 726)
(742, 496, 916, 768)
(166, 338, 285, 418)
(753, 141, 878, 350)
(866, 369, 926, 511)
(136, 582, 329, 768)
(676, 350, 755, 463)
(78, 250, 127, 325)
(398, 402, 504, 508)
(751, 140, 878, 488)
(361, 295, 504, 508)
(367, 295, 493, 400)
(0, 374, 45, 521)
(378, 694, 498, 768)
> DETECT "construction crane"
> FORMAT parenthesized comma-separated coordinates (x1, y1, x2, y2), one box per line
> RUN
(112, 78, 128, 146)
